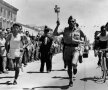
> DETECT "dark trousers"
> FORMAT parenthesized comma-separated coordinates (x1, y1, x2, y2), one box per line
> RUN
(0, 56, 7, 72)
(40, 52, 52, 72)
(0, 56, 3, 72)
(63, 46, 67, 68)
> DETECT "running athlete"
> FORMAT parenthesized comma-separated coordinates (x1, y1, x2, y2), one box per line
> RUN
(53, 16, 84, 86)
(6, 23, 24, 85)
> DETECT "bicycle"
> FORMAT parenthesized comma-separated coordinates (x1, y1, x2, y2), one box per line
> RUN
(98, 48, 108, 83)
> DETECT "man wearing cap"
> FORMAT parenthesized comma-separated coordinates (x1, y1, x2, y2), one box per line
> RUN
(53, 16, 84, 86)
(39, 26, 53, 73)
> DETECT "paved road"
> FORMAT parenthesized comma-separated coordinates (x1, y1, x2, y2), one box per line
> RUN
(0, 50, 108, 90)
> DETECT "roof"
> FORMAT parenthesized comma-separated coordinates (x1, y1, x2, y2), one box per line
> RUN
(1, 0, 18, 11)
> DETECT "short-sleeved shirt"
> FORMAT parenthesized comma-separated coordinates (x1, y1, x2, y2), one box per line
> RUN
(63, 27, 81, 45)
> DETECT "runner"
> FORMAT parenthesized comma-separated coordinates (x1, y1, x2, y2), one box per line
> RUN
(53, 16, 84, 86)
(6, 23, 24, 85)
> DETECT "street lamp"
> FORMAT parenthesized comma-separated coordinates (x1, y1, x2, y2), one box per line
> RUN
(54, 5, 60, 21)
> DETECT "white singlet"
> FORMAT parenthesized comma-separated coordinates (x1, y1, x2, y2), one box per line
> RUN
(8, 33, 22, 59)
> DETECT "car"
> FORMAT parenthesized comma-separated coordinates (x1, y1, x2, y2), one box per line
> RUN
(83, 45, 89, 58)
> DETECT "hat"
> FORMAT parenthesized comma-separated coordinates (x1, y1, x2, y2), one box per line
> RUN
(44, 26, 49, 32)
(101, 25, 105, 32)
(68, 16, 74, 24)
(12, 23, 21, 28)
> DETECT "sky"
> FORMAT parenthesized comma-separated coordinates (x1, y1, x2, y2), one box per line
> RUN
(4, 0, 108, 43)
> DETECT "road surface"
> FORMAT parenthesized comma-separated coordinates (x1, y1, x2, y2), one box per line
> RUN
(0, 50, 108, 90)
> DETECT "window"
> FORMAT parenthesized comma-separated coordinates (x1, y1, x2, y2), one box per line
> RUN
(6, 10, 7, 19)
(1, 7, 2, 13)
(0, 7, 3, 16)
(4, 9, 6, 18)
(8, 11, 11, 20)
(10, 12, 12, 20)
(13, 14, 16, 21)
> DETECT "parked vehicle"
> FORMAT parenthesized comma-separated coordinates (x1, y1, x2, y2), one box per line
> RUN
(83, 45, 89, 58)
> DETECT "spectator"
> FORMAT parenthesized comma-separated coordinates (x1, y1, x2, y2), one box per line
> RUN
(39, 26, 53, 73)
(0, 30, 8, 74)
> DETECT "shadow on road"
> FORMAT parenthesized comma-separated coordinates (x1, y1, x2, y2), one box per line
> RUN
(80, 76, 108, 84)
(30, 85, 70, 90)
(27, 69, 67, 74)
(27, 71, 48, 73)
(0, 76, 14, 79)
(51, 69, 67, 71)
(52, 76, 69, 80)
(80, 77, 98, 82)
(0, 81, 13, 85)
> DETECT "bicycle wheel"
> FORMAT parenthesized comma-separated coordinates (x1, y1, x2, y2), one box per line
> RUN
(101, 57, 107, 83)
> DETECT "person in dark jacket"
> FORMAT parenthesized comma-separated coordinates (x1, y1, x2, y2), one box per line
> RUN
(39, 26, 53, 73)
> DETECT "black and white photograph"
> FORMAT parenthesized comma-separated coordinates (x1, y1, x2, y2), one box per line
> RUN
(0, 0, 108, 90)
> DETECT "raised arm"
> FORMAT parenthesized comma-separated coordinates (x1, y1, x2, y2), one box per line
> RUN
(53, 20, 63, 36)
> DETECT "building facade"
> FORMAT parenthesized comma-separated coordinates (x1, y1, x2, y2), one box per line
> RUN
(0, 0, 18, 29)
(21, 24, 39, 36)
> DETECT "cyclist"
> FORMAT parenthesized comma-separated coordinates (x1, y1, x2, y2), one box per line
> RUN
(94, 31, 100, 57)
(96, 25, 108, 66)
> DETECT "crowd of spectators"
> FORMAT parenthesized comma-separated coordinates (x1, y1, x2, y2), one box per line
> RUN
(0, 26, 62, 74)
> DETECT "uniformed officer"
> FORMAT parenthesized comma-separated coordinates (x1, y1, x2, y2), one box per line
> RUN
(39, 26, 53, 73)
